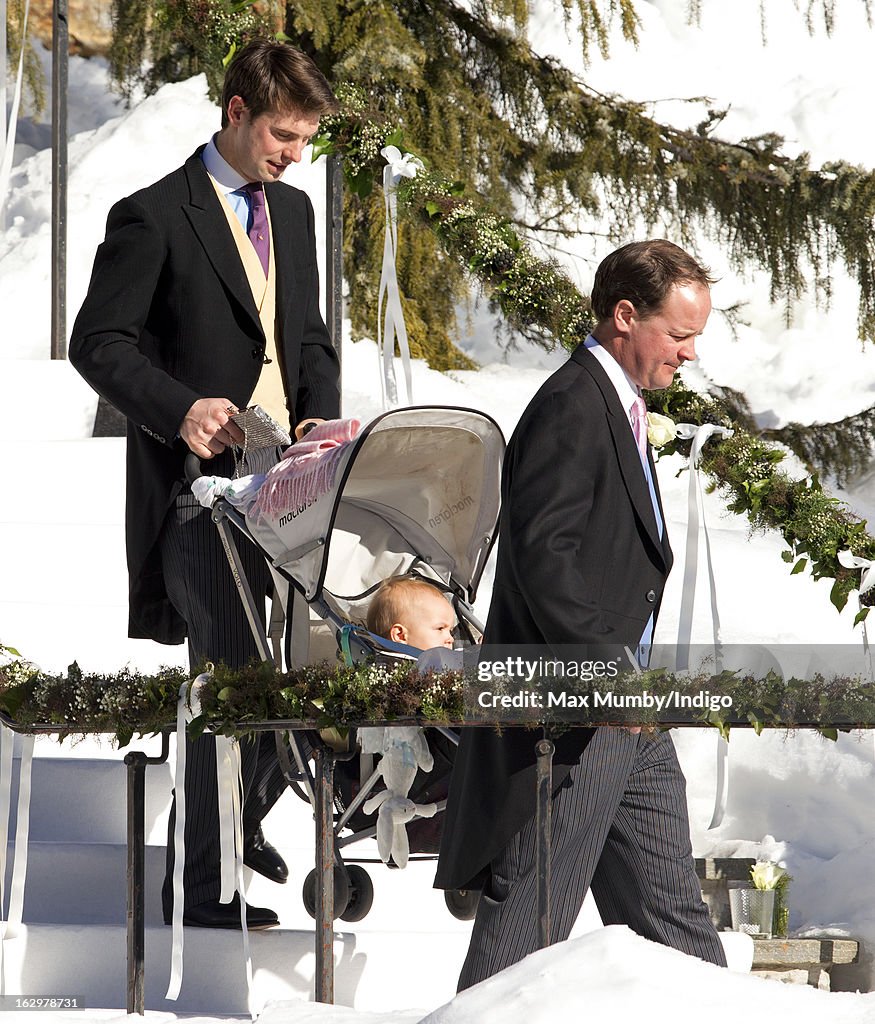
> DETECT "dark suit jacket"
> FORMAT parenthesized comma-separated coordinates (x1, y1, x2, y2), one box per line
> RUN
(435, 343, 672, 891)
(69, 148, 340, 643)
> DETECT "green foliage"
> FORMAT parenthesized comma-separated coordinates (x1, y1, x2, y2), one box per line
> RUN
(110, 0, 274, 101)
(644, 382, 875, 613)
(0, 656, 190, 746)
(5, 655, 875, 742)
(5, 0, 45, 116)
(764, 402, 875, 485)
(772, 869, 793, 937)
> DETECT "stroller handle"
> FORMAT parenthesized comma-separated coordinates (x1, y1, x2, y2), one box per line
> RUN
(185, 452, 205, 485)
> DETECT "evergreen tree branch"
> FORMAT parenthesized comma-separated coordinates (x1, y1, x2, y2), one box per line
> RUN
(764, 405, 875, 485)
(424, 0, 875, 342)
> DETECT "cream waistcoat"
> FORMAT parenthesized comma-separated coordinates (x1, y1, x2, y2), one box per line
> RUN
(208, 175, 289, 431)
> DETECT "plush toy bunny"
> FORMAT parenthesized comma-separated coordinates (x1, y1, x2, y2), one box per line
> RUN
(359, 726, 437, 867)
(362, 790, 437, 868)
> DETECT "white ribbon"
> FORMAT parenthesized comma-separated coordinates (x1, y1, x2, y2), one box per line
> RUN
(377, 145, 423, 410)
(217, 738, 237, 904)
(675, 423, 734, 665)
(0, 0, 31, 226)
(166, 675, 206, 1000)
(674, 422, 733, 829)
(837, 550, 875, 681)
(215, 735, 254, 1019)
(6, 733, 33, 937)
(0, 723, 12, 986)
(0, 726, 34, 987)
(167, 675, 256, 1013)
(1, 0, 7, 174)
(838, 550, 875, 597)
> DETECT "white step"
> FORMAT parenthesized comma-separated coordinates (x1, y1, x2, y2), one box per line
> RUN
(0, 361, 98, 443)
(0, 737, 478, 1014)
(0, 921, 466, 1015)
(3, 841, 166, 925)
(0, 436, 185, 676)
(4, 755, 173, 844)
(4, 813, 470, 932)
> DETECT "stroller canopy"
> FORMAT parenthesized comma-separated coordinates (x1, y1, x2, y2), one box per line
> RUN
(247, 406, 505, 614)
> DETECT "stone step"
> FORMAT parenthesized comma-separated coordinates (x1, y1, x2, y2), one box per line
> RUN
(3, 839, 471, 933)
(2, 833, 776, 934)
(750, 936, 861, 992)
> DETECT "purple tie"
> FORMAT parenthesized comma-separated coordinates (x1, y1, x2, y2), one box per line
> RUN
(631, 395, 648, 459)
(241, 182, 269, 276)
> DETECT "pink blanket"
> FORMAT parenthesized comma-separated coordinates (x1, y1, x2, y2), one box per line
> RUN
(251, 418, 361, 522)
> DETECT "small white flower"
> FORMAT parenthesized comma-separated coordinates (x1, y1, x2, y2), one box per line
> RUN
(751, 861, 786, 890)
(646, 412, 677, 449)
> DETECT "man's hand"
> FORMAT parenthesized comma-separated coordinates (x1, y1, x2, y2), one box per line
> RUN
(294, 417, 326, 441)
(180, 398, 245, 458)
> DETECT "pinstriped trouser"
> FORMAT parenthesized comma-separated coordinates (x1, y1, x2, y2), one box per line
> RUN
(159, 447, 288, 919)
(457, 727, 726, 990)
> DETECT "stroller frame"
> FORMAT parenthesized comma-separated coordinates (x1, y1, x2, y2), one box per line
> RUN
(189, 405, 506, 996)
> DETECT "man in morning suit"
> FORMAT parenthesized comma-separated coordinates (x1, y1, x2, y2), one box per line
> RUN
(435, 240, 727, 986)
(69, 41, 340, 929)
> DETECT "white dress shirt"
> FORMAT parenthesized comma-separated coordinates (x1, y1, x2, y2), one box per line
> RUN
(202, 135, 251, 232)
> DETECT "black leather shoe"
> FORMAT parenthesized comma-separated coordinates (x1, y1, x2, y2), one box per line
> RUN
(243, 826, 289, 884)
(182, 894, 279, 929)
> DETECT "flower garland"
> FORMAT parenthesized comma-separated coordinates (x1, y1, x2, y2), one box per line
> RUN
(2, 653, 875, 745)
(314, 94, 875, 621)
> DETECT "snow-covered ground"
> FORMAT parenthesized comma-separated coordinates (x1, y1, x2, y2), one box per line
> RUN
(5, 1, 875, 1021)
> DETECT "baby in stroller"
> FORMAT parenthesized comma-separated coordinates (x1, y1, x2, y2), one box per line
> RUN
(366, 575, 457, 653)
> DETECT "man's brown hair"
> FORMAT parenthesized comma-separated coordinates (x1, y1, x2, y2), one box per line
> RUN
(366, 577, 447, 640)
(221, 40, 338, 128)
(590, 239, 716, 322)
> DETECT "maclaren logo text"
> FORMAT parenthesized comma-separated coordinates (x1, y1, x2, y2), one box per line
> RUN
(278, 496, 316, 528)
(429, 494, 474, 529)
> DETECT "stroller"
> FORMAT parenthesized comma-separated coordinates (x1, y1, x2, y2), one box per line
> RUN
(189, 405, 504, 921)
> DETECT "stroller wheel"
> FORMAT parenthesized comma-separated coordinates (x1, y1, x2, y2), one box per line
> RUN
(302, 867, 350, 920)
(339, 864, 375, 923)
(444, 888, 481, 921)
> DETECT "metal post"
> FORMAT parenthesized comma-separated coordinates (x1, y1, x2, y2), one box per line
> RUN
(314, 745, 335, 1003)
(324, 155, 343, 394)
(125, 752, 147, 1015)
(51, 0, 68, 359)
(535, 738, 555, 950)
(124, 734, 170, 1016)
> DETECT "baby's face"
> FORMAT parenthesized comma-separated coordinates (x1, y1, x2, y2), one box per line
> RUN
(405, 590, 456, 650)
